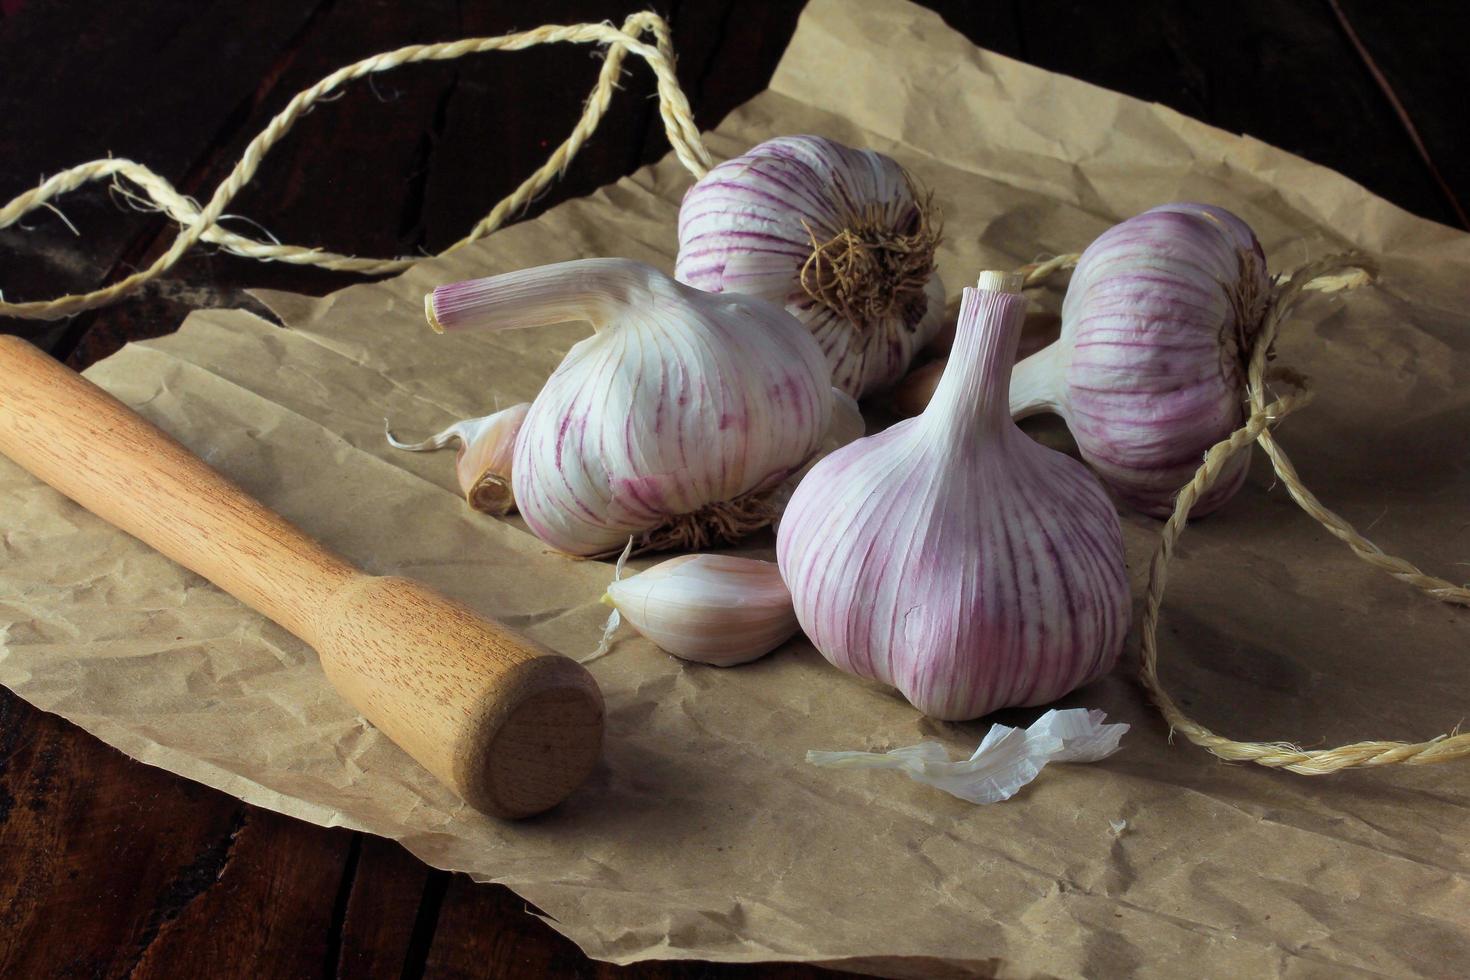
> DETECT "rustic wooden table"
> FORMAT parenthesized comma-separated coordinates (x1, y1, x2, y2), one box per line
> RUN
(1, 1, 1465, 976)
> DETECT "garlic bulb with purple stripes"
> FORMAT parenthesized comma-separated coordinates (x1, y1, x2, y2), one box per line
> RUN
(778, 271, 1129, 721)
(1009, 203, 1270, 517)
(426, 258, 833, 557)
(675, 135, 944, 400)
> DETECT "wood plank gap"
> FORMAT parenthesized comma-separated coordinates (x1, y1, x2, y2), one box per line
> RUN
(1325, 0, 1469, 230)
(121, 807, 249, 980)
(400, 69, 462, 251)
(325, 832, 364, 979)
(400, 869, 451, 980)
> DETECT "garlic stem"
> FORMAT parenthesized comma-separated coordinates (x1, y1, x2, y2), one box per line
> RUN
(1008, 342, 1065, 421)
(922, 271, 1026, 442)
(426, 258, 655, 334)
(385, 404, 529, 515)
(385, 417, 477, 453)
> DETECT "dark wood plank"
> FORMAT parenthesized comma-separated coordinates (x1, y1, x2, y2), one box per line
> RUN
(1334, 0, 1469, 228)
(128, 811, 354, 979)
(62, 0, 465, 368)
(416, 0, 659, 256)
(0, 688, 252, 976)
(0, 0, 325, 352)
(661, 0, 807, 145)
(925, 0, 1463, 229)
(422, 873, 863, 979)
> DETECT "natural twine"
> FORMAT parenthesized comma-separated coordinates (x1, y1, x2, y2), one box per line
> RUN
(1022, 250, 1469, 769)
(1131, 255, 1470, 772)
(0, 13, 712, 323)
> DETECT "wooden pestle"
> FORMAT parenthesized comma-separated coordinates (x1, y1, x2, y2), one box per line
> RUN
(0, 337, 603, 819)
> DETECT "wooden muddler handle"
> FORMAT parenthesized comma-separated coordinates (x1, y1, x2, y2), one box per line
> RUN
(0, 337, 603, 819)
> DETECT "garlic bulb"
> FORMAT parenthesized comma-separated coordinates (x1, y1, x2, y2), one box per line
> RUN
(426, 258, 833, 557)
(1009, 202, 1270, 517)
(675, 135, 945, 400)
(777, 271, 1130, 721)
(605, 554, 798, 666)
(386, 403, 529, 515)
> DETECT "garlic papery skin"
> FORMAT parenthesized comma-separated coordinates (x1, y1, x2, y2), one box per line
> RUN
(426, 258, 833, 557)
(386, 403, 529, 515)
(777, 271, 1130, 722)
(605, 554, 799, 667)
(1009, 202, 1270, 518)
(675, 135, 945, 400)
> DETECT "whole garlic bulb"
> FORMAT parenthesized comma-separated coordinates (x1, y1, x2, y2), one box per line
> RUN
(778, 272, 1130, 721)
(386, 403, 529, 515)
(1009, 203, 1270, 517)
(426, 258, 833, 557)
(675, 135, 945, 400)
(605, 554, 799, 667)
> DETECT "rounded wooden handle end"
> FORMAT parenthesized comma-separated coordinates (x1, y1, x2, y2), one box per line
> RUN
(314, 576, 604, 819)
(457, 654, 605, 819)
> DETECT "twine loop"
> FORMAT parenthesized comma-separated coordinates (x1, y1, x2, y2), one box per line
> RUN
(0, 12, 711, 323)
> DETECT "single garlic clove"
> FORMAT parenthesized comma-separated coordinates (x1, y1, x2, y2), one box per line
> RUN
(426, 259, 834, 557)
(675, 135, 946, 400)
(385, 403, 530, 515)
(605, 554, 799, 667)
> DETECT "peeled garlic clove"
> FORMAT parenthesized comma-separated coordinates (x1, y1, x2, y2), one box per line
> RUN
(1009, 202, 1270, 518)
(605, 554, 799, 667)
(675, 135, 945, 400)
(778, 271, 1130, 721)
(427, 258, 833, 557)
(386, 402, 529, 515)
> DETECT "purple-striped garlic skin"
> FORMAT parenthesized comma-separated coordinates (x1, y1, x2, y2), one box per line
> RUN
(675, 135, 945, 401)
(1009, 203, 1270, 518)
(778, 273, 1129, 722)
(428, 259, 833, 557)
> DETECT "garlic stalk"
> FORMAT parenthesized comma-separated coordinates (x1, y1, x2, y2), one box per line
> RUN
(604, 554, 799, 667)
(890, 311, 1060, 416)
(1009, 202, 1270, 517)
(386, 403, 529, 515)
(777, 271, 1130, 721)
(675, 135, 945, 400)
(426, 258, 834, 557)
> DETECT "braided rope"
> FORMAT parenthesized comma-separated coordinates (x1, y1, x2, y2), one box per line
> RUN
(0, 13, 712, 323)
(1137, 253, 1470, 772)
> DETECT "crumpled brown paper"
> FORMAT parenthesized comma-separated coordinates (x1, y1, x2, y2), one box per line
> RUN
(3, 0, 1469, 975)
